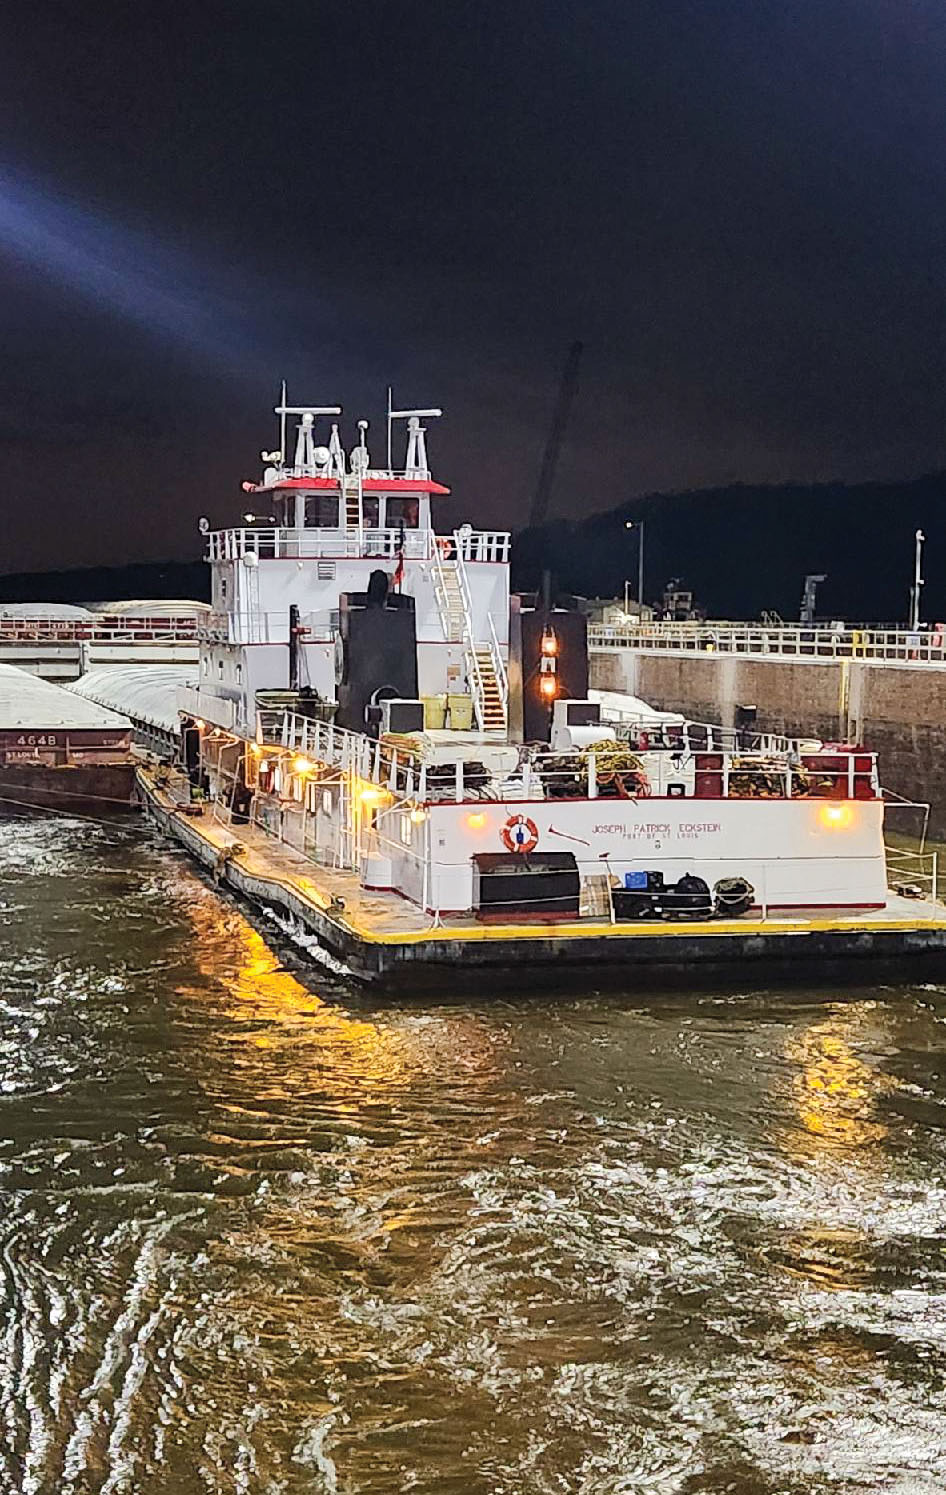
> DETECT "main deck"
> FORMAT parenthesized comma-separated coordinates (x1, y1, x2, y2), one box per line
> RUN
(140, 765, 946, 990)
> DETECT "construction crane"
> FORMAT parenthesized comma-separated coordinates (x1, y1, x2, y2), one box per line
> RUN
(529, 340, 583, 528)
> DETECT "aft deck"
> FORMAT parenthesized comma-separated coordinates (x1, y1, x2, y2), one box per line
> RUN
(139, 765, 946, 989)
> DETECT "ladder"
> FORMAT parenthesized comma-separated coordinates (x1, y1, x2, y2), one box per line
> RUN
(432, 535, 508, 733)
(342, 477, 362, 534)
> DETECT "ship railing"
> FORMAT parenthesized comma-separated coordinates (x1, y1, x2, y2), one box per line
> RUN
(0, 615, 200, 643)
(207, 527, 511, 564)
(589, 621, 946, 664)
(256, 710, 879, 806)
(262, 464, 437, 483)
(606, 717, 830, 759)
(600, 708, 881, 770)
(885, 843, 940, 903)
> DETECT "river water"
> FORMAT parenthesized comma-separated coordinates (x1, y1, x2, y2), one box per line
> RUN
(2, 817, 946, 1493)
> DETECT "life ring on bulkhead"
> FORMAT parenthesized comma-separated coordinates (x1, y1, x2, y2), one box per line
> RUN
(436, 536, 453, 557)
(501, 814, 539, 854)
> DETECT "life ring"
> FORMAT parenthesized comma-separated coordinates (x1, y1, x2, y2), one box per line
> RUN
(501, 814, 539, 854)
(436, 536, 452, 556)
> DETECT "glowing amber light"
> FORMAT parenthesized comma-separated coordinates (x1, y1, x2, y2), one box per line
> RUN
(467, 811, 487, 830)
(249, 742, 262, 756)
(539, 676, 558, 698)
(194, 718, 205, 730)
(293, 755, 312, 774)
(409, 807, 428, 824)
(820, 802, 853, 829)
(360, 786, 385, 804)
(540, 629, 558, 656)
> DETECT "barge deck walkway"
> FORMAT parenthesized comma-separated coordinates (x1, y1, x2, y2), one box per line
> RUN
(138, 764, 946, 989)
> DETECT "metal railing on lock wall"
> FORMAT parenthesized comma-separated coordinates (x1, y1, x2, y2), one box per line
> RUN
(588, 621, 946, 664)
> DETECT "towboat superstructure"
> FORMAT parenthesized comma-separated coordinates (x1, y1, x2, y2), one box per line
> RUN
(182, 392, 895, 928)
(191, 391, 509, 736)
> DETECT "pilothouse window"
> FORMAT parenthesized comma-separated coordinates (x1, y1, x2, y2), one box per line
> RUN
(386, 497, 419, 529)
(304, 494, 340, 528)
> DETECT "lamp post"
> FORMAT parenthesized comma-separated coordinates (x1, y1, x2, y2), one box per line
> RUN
(624, 520, 645, 616)
(910, 528, 926, 631)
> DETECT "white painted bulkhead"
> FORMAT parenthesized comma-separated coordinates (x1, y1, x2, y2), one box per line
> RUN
(196, 551, 510, 730)
(294, 778, 887, 917)
(392, 796, 887, 915)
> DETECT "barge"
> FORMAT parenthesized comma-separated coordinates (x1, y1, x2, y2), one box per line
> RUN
(136, 388, 946, 987)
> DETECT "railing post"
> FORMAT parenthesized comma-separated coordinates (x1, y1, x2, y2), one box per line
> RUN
(847, 754, 855, 798)
(588, 752, 597, 798)
(455, 760, 463, 803)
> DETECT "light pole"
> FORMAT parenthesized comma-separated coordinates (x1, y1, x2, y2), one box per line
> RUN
(910, 528, 926, 631)
(624, 520, 645, 615)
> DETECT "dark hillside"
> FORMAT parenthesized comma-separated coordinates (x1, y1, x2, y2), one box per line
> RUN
(512, 473, 946, 622)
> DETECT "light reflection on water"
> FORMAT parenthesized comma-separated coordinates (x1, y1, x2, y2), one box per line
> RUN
(1, 818, 946, 1493)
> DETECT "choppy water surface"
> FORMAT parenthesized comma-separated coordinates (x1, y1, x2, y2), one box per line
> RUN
(2, 820, 946, 1493)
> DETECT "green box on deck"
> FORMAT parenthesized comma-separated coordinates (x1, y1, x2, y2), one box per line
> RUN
(446, 694, 474, 730)
(422, 695, 447, 729)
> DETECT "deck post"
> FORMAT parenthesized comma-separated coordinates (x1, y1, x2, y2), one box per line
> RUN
(587, 753, 597, 798)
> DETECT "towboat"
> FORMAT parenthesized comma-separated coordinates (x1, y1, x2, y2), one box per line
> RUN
(135, 390, 946, 986)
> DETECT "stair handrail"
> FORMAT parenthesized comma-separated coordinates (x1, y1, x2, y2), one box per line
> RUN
(452, 534, 491, 731)
(431, 531, 457, 642)
(486, 608, 508, 720)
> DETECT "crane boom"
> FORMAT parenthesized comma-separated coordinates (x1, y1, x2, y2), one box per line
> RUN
(529, 340, 583, 528)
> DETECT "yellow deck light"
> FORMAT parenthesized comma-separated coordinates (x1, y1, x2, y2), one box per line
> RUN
(820, 802, 853, 829)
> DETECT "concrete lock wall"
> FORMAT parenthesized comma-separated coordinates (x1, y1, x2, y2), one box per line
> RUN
(591, 649, 946, 834)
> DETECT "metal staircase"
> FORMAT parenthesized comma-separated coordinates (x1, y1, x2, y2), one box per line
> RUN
(471, 645, 507, 732)
(435, 556, 465, 641)
(432, 534, 508, 734)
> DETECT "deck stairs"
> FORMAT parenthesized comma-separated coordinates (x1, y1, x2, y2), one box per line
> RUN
(436, 559, 466, 642)
(432, 535, 508, 735)
(472, 647, 507, 732)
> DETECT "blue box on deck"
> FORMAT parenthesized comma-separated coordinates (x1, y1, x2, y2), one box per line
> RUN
(624, 871, 648, 890)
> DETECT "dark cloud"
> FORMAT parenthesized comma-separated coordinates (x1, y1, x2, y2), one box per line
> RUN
(3, 0, 946, 571)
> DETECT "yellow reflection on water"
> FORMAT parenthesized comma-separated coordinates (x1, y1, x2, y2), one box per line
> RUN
(177, 889, 416, 1099)
(784, 1009, 898, 1152)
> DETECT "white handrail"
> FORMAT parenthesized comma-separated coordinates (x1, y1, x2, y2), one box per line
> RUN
(487, 608, 508, 717)
(589, 621, 946, 665)
(208, 526, 512, 564)
(452, 541, 489, 731)
(430, 533, 458, 642)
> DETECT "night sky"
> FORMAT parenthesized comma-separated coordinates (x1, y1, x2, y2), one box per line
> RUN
(4, 0, 946, 574)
